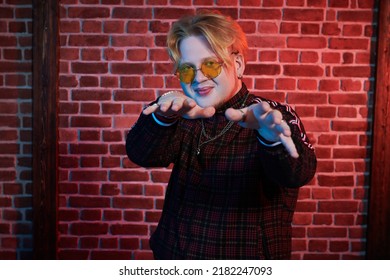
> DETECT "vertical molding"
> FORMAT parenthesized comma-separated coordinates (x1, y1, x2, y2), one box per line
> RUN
(367, 0, 390, 259)
(32, 0, 58, 259)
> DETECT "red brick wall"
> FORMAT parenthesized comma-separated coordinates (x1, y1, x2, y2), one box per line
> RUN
(57, 0, 377, 259)
(0, 0, 33, 259)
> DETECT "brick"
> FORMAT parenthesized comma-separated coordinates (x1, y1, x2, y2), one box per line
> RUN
(102, 130, 122, 141)
(81, 209, 102, 221)
(333, 66, 371, 77)
(309, 240, 327, 252)
(103, 21, 124, 34)
(102, 157, 121, 168)
(110, 170, 149, 181)
(112, 35, 154, 47)
(330, 241, 349, 252)
(240, 9, 281, 19)
(71, 222, 109, 235)
(257, 22, 278, 34)
(151, 171, 171, 183)
(287, 92, 327, 104)
(333, 147, 367, 159)
(126, 20, 148, 33)
(297, 79, 317, 90)
(329, 38, 369, 50)
(313, 214, 332, 225)
(293, 213, 312, 225)
(338, 11, 373, 22)
(71, 116, 111, 128)
(335, 161, 355, 171)
(312, 187, 331, 199)
(68, 35, 109, 46)
(340, 79, 362, 91)
(338, 107, 357, 118)
(303, 253, 340, 260)
(307, 0, 326, 7)
(120, 238, 139, 250)
(80, 237, 99, 248)
(69, 196, 110, 208)
(145, 211, 162, 223)
(114, 90, 155, 102)
(113, 197, 153, 209)
(58, 250, 89, 260)
(112, 8, 152, 19)
(111, 63, 153, 75)
(280, 22, 299, 34)
(343, 24, 363, 36)
(101, 77, 118, 88)
(71, 89, 111, 101)
(144, 185, 165, 196)
(329, 0, 348, 7)
(308, 227, 347, 238)
(287, 37, 326, 49)
(322, 23, 341, 36)
(292, 239, 306, 251)
(103, 210, 122, 221)
(248, 36, 285, 48)
(284, 65, 323, 77)
(245, 64, 280, 75)
(300, 51, 319, 63)
(259, 51, 277, 62)
(332, 121, 368, 132)
(317, 175, 354, 186)
(110, 224, 148, 235)
(255, 79, 275, 90)
(283, 9, 323, 21)
(71, 62, 108, 74)
(71, 170, 108, 181)
(68, 7, 109, 18)
(103, 48, 124, 61)
(319, 80, 339, 91)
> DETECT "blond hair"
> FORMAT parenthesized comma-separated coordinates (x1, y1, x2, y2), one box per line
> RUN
(167, 10, 248, 70)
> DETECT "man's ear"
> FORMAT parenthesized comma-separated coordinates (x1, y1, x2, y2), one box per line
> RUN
(234, 53, 245, 78)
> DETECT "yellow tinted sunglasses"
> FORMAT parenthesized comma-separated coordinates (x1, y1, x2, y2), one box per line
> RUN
(175, 58, 224, 84)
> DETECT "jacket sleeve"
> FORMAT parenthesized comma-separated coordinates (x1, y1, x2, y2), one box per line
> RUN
(126, 110, 180, 168)
(253, 97, 317, 188)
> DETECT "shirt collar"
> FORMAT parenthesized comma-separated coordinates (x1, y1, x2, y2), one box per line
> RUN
(216, 83, 249, 113)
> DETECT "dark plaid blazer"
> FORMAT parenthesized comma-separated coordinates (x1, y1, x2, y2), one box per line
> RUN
(126, 84, 317, 259)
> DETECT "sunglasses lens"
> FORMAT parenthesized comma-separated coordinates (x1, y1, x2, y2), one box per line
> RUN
(177, 64, 195, 84)
(176, 59, 223, 84)
(201, 60, 222, 79)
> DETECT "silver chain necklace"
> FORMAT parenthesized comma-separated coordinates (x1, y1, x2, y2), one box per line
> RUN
(196, 93, 249, 155)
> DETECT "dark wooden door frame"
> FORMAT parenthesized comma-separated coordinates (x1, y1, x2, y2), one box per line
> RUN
(366, 0, 390, 259)
(30, 2, 388, 259)
(32, 0, 58, 259)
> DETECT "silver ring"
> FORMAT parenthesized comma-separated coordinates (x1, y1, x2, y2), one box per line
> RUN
(239, 109, 246, 122)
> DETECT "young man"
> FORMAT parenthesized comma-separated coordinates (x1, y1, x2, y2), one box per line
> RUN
(126, 11, 316, 259)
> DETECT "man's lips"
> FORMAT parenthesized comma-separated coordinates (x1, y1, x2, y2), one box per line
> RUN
(196, 87, 213, 96)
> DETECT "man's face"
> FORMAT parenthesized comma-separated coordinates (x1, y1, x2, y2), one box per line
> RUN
(178, 36, 242, 109)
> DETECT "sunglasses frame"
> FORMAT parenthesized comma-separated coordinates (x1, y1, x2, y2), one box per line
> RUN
(175, 58, 224, 84)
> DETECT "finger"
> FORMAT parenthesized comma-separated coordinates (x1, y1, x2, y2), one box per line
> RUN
(264, 109, 283, 127)
(252, 102, 272, 118)
(182, 98, 197, 110)
(280, 134, 299, 158)
(143, 103, 159, 115)
(196, 106, 216, 118)
(276, 120, 292, 137)
(171, 97, 185, 112)
(225, 108, 248, 122)
(159, 99, 174, 112)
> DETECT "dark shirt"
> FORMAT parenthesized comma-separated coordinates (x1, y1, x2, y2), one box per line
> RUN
(126, 84, 317, 259)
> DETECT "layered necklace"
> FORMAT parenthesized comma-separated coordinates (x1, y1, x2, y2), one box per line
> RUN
(196, 93, 249, 155)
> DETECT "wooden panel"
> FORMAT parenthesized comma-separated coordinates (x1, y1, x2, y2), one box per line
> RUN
(367, 0, 390, 259)
(32, 0, 59, 259)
